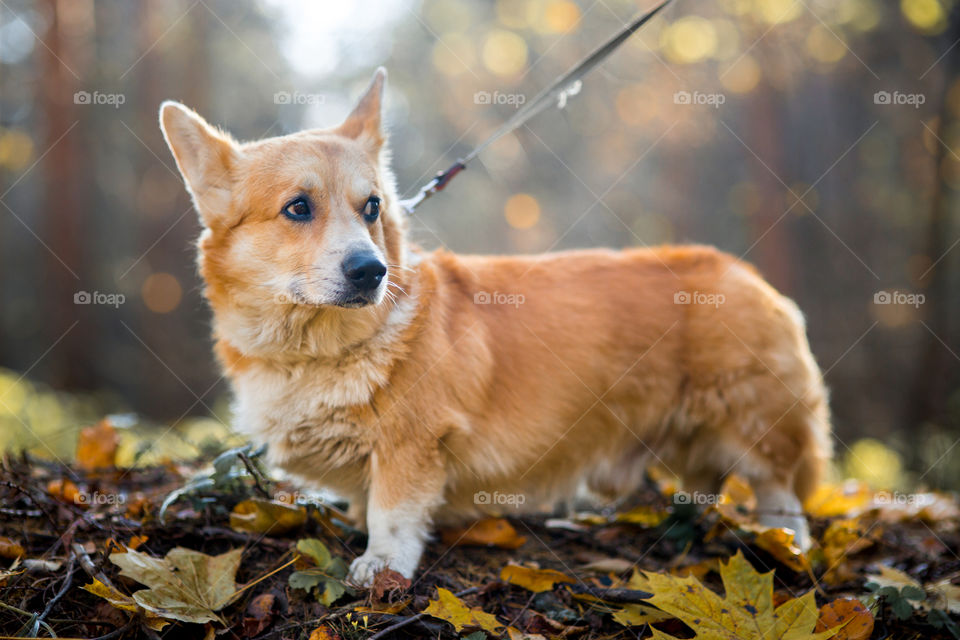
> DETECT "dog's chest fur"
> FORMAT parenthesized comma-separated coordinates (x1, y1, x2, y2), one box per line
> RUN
(226, 297, 419, 492)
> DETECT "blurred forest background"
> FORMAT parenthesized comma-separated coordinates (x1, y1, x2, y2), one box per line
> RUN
(0, 0, 958, 489)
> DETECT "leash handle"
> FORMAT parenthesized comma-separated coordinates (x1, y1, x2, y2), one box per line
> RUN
(399, 159, 466, 215)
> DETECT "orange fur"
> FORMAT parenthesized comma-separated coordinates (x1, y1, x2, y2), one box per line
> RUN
(160, 69, 831, 583)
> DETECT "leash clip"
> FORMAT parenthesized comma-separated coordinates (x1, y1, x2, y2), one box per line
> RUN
(399, 159, 466, 215)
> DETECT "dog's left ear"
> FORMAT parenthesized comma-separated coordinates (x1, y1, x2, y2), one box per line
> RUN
(339, 67, 386, 148)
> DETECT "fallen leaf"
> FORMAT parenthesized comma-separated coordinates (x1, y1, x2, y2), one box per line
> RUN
(580, 557, 636, 573)
(753, 527, 809, 573)
(0, 559, 24, 587)
(925, 579, 960, 614)
(423, 587, 503, 634)
(864, 565, 921, 591)
(815, 598, 874, 640)
(230, 498, 307, 535)
(110, 546, 243, 624)
(354, 599, 411, 615)
(0, 536, 25, 560)
(819, 519, 875, 585)
(500, 564, 575, 592)
(637, 550, 839, 639)
(76, 419, 119, 470)
(612, 603, 673, 627)
(128, 535, 149, 551)
(440, 518, 527, 549)
(241, 593, 275, 637)
(617, 505, 670, 527)
(46, 479, 82, 504)
(297, 538, 332, 567)
(288, 538, 350, 606)
(82, 579, 170, 631)
(307, 626, 341, 640)
(804, 481, 872, 519)
(370, 568, 411, 602)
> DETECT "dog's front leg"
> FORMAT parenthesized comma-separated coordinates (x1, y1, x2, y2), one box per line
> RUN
(348, 445, 445, 585)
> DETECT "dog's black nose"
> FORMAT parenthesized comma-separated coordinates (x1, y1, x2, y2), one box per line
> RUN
(342, 252, 386, 292)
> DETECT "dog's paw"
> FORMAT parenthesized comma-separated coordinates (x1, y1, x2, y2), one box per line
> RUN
(348, 552, 416, 587)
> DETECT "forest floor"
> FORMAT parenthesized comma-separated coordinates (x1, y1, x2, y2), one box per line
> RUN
(1, 421, 959, 640)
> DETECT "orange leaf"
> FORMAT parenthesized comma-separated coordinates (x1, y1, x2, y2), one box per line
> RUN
(815, 597, 874, 640)
(76, 419, 119, 471)
(440, 518, 526, 549)
(0, 537, 25, 560)
(128, 535, 149, 550)
(46, 479, 82, 504)
(500, 564, 575, 592)
(308, 625, 341, 640)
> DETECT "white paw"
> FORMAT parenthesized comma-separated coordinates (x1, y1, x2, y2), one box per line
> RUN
(348, 552, 390, 586)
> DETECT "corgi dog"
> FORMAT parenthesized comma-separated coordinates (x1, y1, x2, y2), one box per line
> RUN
(159, 68, 831, 585)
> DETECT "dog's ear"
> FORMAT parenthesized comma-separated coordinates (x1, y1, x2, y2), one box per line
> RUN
(159, 101, 239, 227)
(339, 67, 386, 149)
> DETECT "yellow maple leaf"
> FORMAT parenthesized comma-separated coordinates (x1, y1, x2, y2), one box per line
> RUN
(423, 587, 503, 634)
(638, 551, 840, 640)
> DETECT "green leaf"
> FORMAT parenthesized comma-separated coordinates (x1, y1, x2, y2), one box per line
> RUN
(297, 538, 332, 569)
(901, 585, 926, 602)
(890, 597, 913, 621)
(928, 608, 960, 639)
(326, 557, 349, 580)
(318, 579, 346, 606)
(289, 569, 326, 592)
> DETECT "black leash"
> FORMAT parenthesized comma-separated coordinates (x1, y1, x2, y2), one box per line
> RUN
(399, 0, 673, 214)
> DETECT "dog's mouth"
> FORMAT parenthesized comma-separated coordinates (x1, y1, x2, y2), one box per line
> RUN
(336, 295, 374, 309)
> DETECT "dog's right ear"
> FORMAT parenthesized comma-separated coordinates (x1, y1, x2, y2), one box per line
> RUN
(159, 101, 239, 227)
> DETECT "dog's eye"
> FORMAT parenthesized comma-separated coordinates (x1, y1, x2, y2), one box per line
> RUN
(362, 196, 381, 223)
(283, 198, 312, 221)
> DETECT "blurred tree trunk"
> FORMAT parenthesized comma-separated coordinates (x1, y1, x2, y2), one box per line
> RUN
(744, 88, 795, 292)
(909, 7, 960, 430)
(40, 0, 92, 390)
